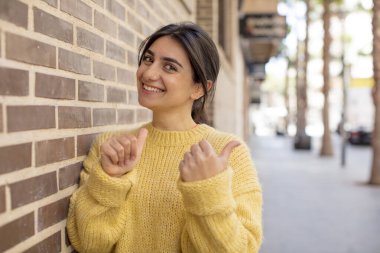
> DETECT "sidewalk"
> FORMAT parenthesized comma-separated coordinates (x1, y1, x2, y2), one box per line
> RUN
(250, 135, 380, 253)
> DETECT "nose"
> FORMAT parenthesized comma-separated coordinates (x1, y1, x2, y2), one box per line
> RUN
(143, 63, 160, 81)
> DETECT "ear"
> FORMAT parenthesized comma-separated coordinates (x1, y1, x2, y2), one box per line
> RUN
(191, 81, 213, 100)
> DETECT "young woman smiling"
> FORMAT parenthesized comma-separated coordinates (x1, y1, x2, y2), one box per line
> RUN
(67, 22, 263, 253)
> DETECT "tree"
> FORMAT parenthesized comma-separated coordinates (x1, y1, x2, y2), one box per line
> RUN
(319, 0, 334, 156)
(369, 0, 380, 184)
(294, 0, 312, 149)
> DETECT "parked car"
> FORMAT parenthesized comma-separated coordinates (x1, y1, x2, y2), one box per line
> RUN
(348, 128, 372, 145)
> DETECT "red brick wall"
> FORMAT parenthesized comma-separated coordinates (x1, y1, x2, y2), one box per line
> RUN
(0, 0, 194, 251)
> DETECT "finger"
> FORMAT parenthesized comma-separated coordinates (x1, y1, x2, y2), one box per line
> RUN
(178, 160, 189, 181)
(129, 136, 137, 160)
(179, 160, 185, 170)
(199, 139, 214, 155)
(184, 152, 193, 164)
(220, 140, 241, 160)
(110, 139, 124, 165)
(136, 128, 148, 156)
(102, 142, 119, 164)
(190, 144, 202, 156)
(119, 137, 130, 165)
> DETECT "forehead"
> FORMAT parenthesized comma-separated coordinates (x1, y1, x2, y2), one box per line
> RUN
(148, 36, 190, 63)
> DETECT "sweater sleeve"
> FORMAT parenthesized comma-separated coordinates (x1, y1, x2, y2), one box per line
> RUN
(177, 142, 263, 253)
(66, 132, 136, 253)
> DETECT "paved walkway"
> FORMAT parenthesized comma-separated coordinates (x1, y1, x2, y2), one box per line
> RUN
(250, 135, 380, 253)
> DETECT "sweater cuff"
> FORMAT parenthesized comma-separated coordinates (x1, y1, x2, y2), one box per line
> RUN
(177, 168, 236, 216)
(87, 162, 136, 207)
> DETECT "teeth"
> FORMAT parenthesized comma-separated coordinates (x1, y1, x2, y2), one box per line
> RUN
(143, 84, 164, 93)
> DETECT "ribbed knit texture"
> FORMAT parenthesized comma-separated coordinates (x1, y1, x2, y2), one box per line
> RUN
(67, 122, 262, 253)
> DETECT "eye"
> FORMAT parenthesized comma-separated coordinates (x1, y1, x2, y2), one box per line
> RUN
(164, 63, 177, 72)
(142, 54, 153, 64)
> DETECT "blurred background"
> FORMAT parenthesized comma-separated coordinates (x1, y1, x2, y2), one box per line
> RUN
(0, 0, 379, 252)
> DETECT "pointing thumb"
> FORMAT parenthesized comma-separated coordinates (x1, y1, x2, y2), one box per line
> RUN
(137, 128, 148, 148)
(220, 140, 240, 160)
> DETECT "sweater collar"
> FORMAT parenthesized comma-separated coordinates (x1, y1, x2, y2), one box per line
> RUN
(144, 122, 213, 146)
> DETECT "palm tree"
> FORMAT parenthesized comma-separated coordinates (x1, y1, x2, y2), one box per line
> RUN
(369, 0, 380, 184)
(294, 0, 312, 149)
(319, 0, 334, 156)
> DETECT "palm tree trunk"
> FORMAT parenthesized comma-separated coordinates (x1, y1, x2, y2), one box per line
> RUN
(284, 58, 291, 135)
(320, 0, 334, 156)
(294, 0, 311, 149)
(369, 0, 380, 184)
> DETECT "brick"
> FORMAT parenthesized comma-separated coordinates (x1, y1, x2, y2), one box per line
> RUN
(77, 133, 98, 156)
(77, 27, 104, 54)
(0, 185, 5, 213)
(91, 0, 104, 7)
(93, 61, 115, 81)
(136, 37, 143, 48)
(0, 104, 2, 132)
(0, 0, 28, 28)
(137, 108, 151, 122)
(38, 197, 70, 231)
(0, 67, 29, 96)
(94, 10, 117, 37)
(128, 90, 138, 105)
(142, 24, 152, 37)
(35, 73, 75, 100)
(117, 68, 135, 85)
(6, 33, 56, 68)
(93, 108, 116, 126)
(24, 232, 61, 253)
(61, 0, 92, 24)
(0, 143, 32, 175)
(128, 14, 142, 34)
(106, 41, 125, 63)
(58, 48, 91, 75)
(58, 107, 91, 129)
(118, 26, 135, 47)
(65, 227, 70, 246)
(78, 81, 104, 102)
(128, 51, 138, 67)
(7, 106, 55, 132)
(36, 137, 75, 166)
(106, 0, 125, 20)
(118, 109, 134, 124)
(34, 7, 73, 43)
(136, 1, 149, 19)
(42, 0, 58, 7)
(10, 172, 57, 209)
(59, 162, 82, 189)
(107, 87, 126, 103)
(125, 0, 135, 8)
(0, 213, 34, 252)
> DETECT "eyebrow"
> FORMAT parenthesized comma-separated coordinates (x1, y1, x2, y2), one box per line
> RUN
(146, 49, 183, 68)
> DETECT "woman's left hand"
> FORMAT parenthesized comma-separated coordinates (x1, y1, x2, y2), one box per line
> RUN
(179, 140, 240, 182)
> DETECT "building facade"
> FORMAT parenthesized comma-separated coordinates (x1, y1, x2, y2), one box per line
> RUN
(0, 0, 249, 251)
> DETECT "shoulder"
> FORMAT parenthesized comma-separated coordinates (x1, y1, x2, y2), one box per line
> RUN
(204, 127, 248, 156)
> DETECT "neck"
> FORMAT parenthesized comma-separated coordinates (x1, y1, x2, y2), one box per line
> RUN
(152, 111, 197, 131)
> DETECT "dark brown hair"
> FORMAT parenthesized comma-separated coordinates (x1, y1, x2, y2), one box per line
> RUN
(138, 22, 220, 124)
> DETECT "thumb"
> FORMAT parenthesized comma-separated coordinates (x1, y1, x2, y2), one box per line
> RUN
(220, 140, 240, 160)
(137, 128, 148, 151)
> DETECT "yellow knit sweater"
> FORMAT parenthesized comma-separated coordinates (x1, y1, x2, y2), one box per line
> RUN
(67, 122, 262, 253)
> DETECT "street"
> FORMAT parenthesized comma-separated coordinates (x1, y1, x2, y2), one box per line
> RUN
(251, 135, 380, 253)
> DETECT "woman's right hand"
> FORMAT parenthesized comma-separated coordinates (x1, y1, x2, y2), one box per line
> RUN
(100, 128, 148, 177)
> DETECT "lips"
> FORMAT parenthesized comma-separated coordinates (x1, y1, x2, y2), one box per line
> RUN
(142, 83, 165, 93)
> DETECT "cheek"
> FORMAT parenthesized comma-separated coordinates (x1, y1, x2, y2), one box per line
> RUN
(136, 66, 143, 81)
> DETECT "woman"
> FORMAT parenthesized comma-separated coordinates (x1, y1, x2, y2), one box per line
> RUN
(67, 22, 262, 253)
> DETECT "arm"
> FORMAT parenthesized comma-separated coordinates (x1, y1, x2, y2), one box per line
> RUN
(178, 143, 262, 253)
(66, 132, 137, 253)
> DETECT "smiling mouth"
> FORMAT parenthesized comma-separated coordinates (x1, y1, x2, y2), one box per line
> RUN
(142, 84, 165, 93)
